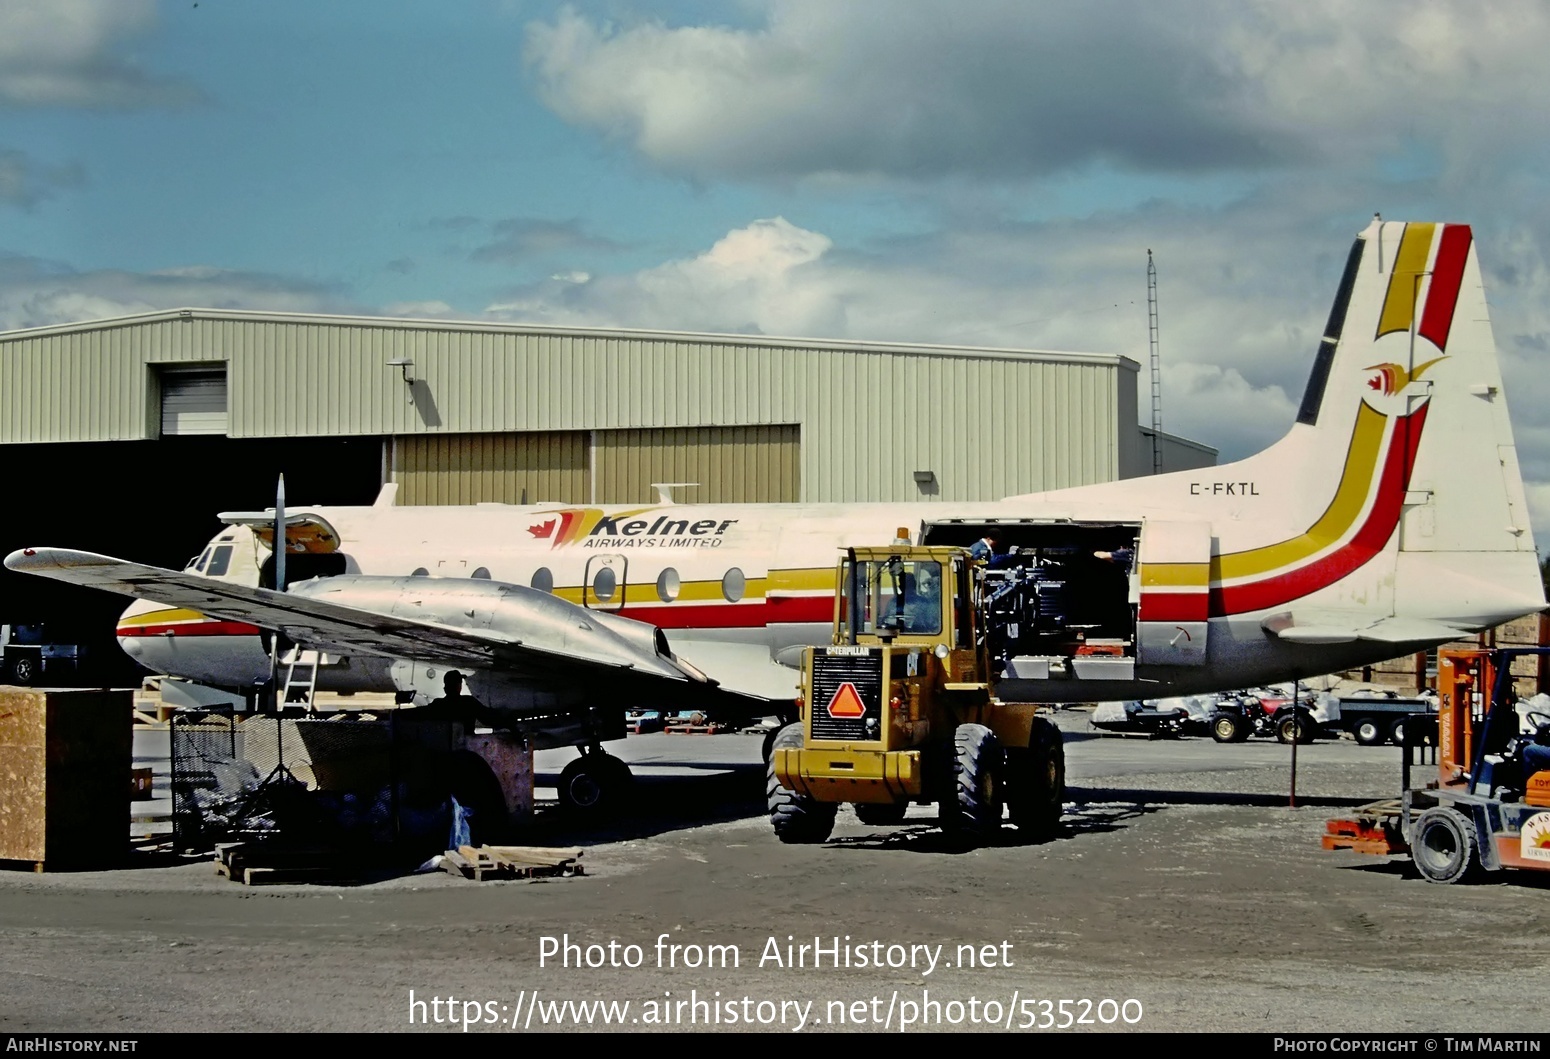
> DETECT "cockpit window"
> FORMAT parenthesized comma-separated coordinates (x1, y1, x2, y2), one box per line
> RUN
(205, 544, 234, 578)
(188, 547, 212, 572)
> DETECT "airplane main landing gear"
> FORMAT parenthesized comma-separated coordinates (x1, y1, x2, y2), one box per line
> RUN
(557, 746, 635, 818)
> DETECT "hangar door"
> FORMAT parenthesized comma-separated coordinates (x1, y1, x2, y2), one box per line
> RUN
(393, 431, 588, 506)
(393, 425, 800, 505)
(595, 424, 799, 504)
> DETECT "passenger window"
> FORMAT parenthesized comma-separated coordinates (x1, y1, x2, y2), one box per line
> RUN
(205, 545, 234, 578)
(531, 568, 553, 593)
(657, 568, 681, 602)
(722, 568, 746, 602)
(593, 567, 617, 603)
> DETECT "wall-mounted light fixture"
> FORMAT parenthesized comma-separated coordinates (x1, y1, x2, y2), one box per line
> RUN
(912, 470, 936, 485)
(386, 358, 415, 403)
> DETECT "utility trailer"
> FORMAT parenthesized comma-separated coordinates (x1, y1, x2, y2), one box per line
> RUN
(0, 623, 84, 686)
(1322, 647, 1550, 884)
(1323, 692, 1437, 746)
(766, 542, 1064, 848)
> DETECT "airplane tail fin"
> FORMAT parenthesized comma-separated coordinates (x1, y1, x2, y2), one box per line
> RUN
(1225, 217, 1542, 630)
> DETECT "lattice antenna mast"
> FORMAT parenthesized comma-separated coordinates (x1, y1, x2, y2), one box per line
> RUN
(1147, 249, 1163, 475)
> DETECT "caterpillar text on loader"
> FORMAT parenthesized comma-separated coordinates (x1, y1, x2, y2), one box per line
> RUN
(1322, 646, 1550, 883)
(766, 539, 1065, 847)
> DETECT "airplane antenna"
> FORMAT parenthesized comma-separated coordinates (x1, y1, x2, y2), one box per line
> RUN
(652, 482, 698, 505)
(1147, 250, 1163, 475)
(274, 474, 286, 596)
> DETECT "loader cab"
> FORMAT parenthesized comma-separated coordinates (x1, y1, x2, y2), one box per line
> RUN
(836, 545, 975, 652)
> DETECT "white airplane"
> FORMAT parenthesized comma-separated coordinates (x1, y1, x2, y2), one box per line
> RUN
(7, 217, 1545, 813)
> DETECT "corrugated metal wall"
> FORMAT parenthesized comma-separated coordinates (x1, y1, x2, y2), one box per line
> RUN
(0, 310, 1192, 502)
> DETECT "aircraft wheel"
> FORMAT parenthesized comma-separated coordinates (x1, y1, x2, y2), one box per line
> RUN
(1210, 713, 1242, 743)
(853, 801, 908, 826)
(940, 723, 1003, 847)
(557, 751, 634, 818)
(1411, 806, 1483, 884)
(1276, 711, 1316, 744)
(1007, 718, 1064, 838)
(766, 723, 836, 843)
(8, 654, 37, 686)
(1354, 719, 1386, 746)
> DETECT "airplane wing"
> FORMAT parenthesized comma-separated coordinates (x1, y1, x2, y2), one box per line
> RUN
(3, 547, 743, 707)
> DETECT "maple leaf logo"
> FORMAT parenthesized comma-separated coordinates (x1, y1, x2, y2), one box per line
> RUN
(1364, 357, 1444, 397)
(528, 519, 556, 539)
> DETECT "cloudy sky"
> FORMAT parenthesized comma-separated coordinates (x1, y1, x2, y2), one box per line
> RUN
(6, 0, 1550, 530)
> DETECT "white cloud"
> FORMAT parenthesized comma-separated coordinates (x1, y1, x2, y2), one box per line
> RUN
(523, 1, 1550, 183)
(0, 0, 194, 107)
(485, 216, 847, 337)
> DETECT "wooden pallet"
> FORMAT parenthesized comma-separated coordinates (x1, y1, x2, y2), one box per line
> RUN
(665, 722, 734, 735)
(214, 842, 367, 886)
(1322, 800, 1408, 855)
(441, 844, 585, 882)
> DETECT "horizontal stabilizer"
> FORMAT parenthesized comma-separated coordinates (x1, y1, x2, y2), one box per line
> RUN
(1263, 611, 1467, 646)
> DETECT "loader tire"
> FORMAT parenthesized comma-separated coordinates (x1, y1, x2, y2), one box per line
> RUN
(1411, 806, 1483, 884)
(1007, 718, 1064, 838)
(766, 723, 836, 843)
(940, 723, 1003, 847)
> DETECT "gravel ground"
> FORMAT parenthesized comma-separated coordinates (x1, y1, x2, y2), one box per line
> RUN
(3, 709, 1548, 1035)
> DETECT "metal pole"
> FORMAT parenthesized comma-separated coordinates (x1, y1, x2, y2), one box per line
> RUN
(268, 475, 286, 713)
(1289, 678, 1299, 808)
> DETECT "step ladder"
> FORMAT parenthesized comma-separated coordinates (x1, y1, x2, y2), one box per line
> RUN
(281, 648, 322, 710)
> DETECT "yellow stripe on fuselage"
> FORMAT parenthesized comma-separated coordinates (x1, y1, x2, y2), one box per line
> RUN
(1213, 403, 1388, 583)
(1140, 563, 1209, 588)
(117, 607, 209, 627)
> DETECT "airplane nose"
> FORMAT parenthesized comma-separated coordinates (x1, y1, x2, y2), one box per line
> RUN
(116, 598, 169, 666)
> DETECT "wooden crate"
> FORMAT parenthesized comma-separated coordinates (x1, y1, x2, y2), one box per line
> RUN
(0, 688, 133, 870)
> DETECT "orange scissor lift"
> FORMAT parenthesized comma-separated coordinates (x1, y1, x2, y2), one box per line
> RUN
(1323, 646, 1550, 883)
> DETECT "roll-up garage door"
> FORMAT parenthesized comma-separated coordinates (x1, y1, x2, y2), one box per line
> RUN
(160, 366, 229, 436)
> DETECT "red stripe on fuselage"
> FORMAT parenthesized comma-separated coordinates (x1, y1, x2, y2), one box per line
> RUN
(618, 596, 834, 629)
(1210, 403, 1427, 617)
(118, 620, 263, 638)
(1138, 593, 1208, 623)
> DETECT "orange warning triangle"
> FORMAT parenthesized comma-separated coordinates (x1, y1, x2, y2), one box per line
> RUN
(826, 682, 866, 718)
